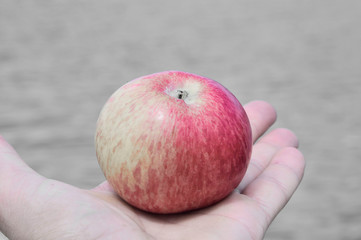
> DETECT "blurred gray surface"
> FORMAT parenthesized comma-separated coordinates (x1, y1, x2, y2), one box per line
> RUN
(1, 1, 360, 239)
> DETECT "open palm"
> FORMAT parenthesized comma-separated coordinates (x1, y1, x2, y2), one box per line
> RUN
(0, 101, 305, 240)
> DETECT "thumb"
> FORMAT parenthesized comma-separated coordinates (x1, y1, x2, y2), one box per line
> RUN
(0, 136, 44, 235)
(0, 135, 39, 179)
(0, 135, 42, 206)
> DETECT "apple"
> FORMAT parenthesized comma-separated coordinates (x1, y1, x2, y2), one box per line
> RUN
(95, 71, 252, 214)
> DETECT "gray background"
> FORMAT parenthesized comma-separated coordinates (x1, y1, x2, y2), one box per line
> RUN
(1, 0, 360, 239)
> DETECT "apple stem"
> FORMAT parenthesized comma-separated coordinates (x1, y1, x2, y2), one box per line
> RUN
(176, 90, 188, 100)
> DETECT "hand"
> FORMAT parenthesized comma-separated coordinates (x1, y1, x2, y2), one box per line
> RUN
(0, 101, 305, 240)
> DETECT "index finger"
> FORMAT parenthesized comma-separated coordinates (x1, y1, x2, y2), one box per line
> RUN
(243, 100, 277, 143)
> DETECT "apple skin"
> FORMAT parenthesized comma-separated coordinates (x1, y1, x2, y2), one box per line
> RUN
(95, 71, 252, 214)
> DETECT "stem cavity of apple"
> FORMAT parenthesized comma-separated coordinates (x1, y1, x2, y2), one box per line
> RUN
(167, 88, 189, 102)
(176, 90, 188, 100)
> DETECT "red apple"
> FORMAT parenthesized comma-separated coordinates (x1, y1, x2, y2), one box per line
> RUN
(95, 71, 252, 214)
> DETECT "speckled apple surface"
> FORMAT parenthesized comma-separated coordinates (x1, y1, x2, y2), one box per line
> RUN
(95, 71, 252, 213)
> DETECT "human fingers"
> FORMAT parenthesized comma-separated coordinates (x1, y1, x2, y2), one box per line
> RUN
(243, 100, 277, 143)
(238, 128, 299, 190)
(0, 135, 42, 198)
(0, 136, 44, 237)
(242, 147, 305, 226)
(92, 181, 116, 193)
(0, 135, 40, 184)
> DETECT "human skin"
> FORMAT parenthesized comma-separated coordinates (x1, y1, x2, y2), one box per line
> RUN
(0, 101, 305, 240)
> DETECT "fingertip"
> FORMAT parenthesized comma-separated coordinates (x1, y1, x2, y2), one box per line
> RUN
(0, 135, 36, 176)
(277, 128, 299, 147)
(92, 181, 116, 193)
(246, 100, 276, 109)
(0, 134, 5, 143)
(0, 135, 17, 154)
(245, 100, 277, 120)
(244, 100, 277, 142)
(260, 128, 299, 148)
(274, 147, 305, 179)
